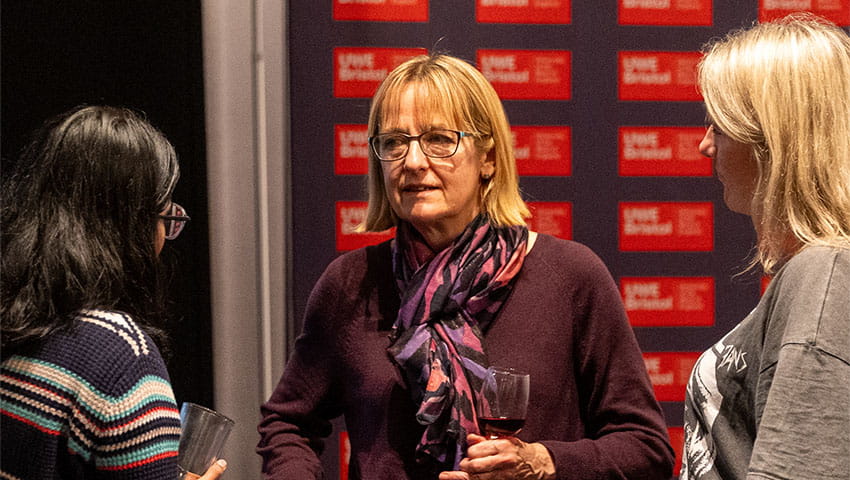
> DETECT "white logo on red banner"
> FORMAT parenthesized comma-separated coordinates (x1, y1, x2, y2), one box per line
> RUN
(333, 0, 428, 22)
(643, 352, 701, 401)
(513, 126, 571, 176)
(334, 47, 427, 98)
(476, 0, 571, 24)
(621, 276, 715, 326)
(478, 50, 571, 100)
(618, 51, 702, 101)
(618, 0, 713, 25)
(336, 201, 394, 251)
(619, 202, 714, 251)
(759, 0, 850, 25)
(335, 124, 369, 175)
(619, 127, 709, 176)
(527, 202, 572, 240)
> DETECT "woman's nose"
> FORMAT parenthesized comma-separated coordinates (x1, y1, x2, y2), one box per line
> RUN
(699, 129, 716, 158)
(403, 139, 429, 170)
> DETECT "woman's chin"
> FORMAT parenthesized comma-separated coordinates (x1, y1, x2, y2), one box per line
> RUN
(398, 202, 443, 223)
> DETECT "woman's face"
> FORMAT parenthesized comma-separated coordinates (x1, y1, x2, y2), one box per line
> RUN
(380, 84, 494, 250)
(699, 123, 759, 216)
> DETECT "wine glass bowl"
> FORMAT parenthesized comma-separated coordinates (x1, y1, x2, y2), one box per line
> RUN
(477, 366, 530, 439)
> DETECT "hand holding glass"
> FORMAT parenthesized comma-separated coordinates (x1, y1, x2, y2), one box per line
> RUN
(478, 366, 530, 439)
(177, 403, 234, 479)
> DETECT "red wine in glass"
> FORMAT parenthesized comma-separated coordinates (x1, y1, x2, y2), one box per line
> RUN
(479, 416, 526, 438)
(478, 366, 530, 439)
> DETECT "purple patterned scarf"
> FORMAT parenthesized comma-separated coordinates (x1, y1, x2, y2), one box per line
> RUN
(387, 213, 528, 471)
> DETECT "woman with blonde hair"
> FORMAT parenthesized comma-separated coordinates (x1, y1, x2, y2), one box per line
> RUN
(259, 53, 673, 479)
(682, 14, 850, 479)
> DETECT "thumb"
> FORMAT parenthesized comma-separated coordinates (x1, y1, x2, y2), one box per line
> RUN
(198, 459, 228, 480)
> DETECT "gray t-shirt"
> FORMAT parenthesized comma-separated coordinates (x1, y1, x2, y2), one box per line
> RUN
(682, 246, 850, 480)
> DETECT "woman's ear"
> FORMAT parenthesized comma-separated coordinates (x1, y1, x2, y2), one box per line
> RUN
(480, 149, 496, 178)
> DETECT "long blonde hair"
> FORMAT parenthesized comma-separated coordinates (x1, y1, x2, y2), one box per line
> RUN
(359, 53, 529, 232)
(698, 13, 850, 273)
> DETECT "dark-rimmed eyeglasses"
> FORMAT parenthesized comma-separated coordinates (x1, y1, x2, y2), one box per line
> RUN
(159, 202, 190, 240)
(369, 129, 474, 162)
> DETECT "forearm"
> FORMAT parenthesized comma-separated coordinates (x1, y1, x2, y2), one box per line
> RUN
(257, 419, 325, 480)
(257, 383, 336, 480)
(257, 266, 351, 479)
(541, 429, 673, 480)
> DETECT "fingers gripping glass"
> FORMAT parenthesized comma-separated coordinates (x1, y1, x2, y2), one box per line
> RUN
(369, 129, 474, 162)
(159, 202, 190, 240)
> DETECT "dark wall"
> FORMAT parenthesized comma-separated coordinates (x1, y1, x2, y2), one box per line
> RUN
(1, 1, 213, 408)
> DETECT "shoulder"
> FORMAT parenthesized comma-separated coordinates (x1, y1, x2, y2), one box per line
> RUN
(75, 309, 162, 356)
(526, 233, 615, 285)
(74, 309, 168, 370)
(1, 309, 179, 467)
(303, 242, 391, 323)
(319, 244, 375, 282)
(774, 246, 850, 285)
(18, 309, 172, 396)
(768, 246, 850, 305)
(315, 241, 391, 294)
(765, 246, 850, 359)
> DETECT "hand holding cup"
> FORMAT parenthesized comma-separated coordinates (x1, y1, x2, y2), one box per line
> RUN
(177, 403, 234, 479)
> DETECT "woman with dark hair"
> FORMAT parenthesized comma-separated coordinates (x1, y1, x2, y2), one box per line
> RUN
(1, 105, 224, 480)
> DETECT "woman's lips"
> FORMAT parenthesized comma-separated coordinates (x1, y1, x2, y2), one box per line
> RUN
(402, 184, 438, 192)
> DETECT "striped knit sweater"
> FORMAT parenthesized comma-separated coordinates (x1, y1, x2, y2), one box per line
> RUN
(1, 309, 181, 479)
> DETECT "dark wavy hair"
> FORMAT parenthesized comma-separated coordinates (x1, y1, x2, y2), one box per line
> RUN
(1, 105, 180, 353)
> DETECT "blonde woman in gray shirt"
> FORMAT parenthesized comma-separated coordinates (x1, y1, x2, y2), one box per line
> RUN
(682, 13, 850, 480)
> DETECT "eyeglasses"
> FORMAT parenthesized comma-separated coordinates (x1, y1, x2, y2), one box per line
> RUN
(158, 202, 190, 240)
(369, 129, 474, 162)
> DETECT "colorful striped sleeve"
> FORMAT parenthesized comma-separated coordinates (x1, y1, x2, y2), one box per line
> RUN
(1, 310, 182, 479)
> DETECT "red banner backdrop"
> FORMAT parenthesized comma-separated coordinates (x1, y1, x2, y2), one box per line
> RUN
(288, 2, 848, 478)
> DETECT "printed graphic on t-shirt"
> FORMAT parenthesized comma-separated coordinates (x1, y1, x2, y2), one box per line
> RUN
(682, 322, 750, 479)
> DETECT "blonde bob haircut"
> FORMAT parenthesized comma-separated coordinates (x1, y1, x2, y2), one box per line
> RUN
(359, 53, 530, 232)
(698, 13, 850, 273)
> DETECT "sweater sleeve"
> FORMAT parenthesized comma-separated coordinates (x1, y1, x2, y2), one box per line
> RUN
(90, 343, 182, 480)
(257, 259, 348, 480)
(0, 311, 180, 480)
(539, 247, 675, 480)
(72, 312, 181, 480)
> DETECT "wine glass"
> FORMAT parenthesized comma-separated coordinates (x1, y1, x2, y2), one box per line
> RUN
(477, 366, 530, 439)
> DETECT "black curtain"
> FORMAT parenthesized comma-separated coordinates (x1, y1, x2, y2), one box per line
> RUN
(1, 1, 214, 408)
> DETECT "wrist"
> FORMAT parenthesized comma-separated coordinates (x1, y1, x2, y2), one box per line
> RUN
(517, 441, 556, 480)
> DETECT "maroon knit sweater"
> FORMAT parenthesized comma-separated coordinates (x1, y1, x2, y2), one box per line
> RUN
(258, 234, 674, 479)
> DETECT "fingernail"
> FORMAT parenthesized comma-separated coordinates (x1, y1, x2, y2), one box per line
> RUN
(217, 459, 228, 469)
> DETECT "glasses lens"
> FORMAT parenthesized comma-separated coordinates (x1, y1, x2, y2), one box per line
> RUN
(421, 130, 460, 158)
(372, 134, 408, 161)
(163, 203, 188, 240)
(371, 130, 464, 161)
(171, 222, 184, 240)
